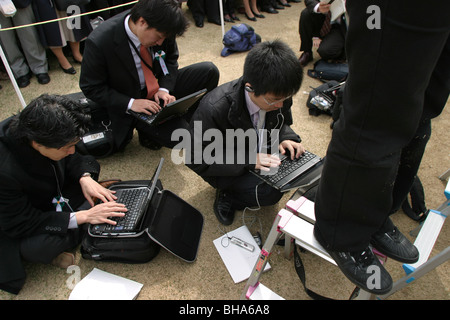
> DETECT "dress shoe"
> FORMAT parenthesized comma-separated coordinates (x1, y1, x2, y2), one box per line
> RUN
(245, 13, 257, 21)
(273, 3, 284, 9)
(194, 17, 204, 28)
(51, 252, 75, 269)
(36, 73, 51, 85)
(60, 64, 76, 75)
(279, 0, 291, 7)
(224, 15, 234, 23)
(231, 14, 240, 21)
(139, 135, 162, 150)
(371, 226, 419, 263)
(208, 18, 222, 26)
(252, 10, 265, 18)
(16, 74, 31, 88)
(298, 51, 313, 67)
(214, 189, 235, 225)
(262, 6, 278, 14)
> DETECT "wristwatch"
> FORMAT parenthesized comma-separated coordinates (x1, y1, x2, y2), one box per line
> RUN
(81, 172, 91, 178)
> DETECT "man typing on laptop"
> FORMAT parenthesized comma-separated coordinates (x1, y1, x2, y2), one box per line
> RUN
(80, 0, 219, 152)
(186, 40, 306, 225)
(0, 94, 127, 295)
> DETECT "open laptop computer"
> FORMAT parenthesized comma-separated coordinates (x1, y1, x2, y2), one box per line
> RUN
(250, 150, 323, 192)
(129, 89, 207, 126)
(88, 158, 164, 237)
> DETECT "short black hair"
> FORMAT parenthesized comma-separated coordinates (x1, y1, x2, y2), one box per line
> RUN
(130, 0, 189, 38)
(243, 39, 303, 97)
(9, 94, 91, 149)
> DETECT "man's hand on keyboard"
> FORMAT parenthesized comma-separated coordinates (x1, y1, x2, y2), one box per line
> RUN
(279, 140, 305, 160)
(75, 202, 127, 226)
(131, 99, 161, 115)
(256, 153, 282, 172)
(80, 175, 118, 207)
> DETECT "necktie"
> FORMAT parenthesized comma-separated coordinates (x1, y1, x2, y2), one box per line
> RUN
(320, 11, 332, 38)
(139, 45, 159, 99)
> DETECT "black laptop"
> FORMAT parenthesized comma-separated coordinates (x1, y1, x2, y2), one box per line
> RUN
(88, 158, 164, 237)
(129, 89, 207, 126)
(251, 150, 323, 192)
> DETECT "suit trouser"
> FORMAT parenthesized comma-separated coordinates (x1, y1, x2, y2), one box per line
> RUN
(0, 6, 48, 78)
(314, 0, 450, 252)
(203, 172, 284, 210)
(298, 7, 345, 61)
(135, 61, 219, 148)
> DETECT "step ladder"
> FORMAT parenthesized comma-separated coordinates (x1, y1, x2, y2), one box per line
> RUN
(241, 177, 450, 300)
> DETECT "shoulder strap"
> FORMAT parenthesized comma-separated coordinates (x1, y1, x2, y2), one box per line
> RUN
(293, 245, 334, 300)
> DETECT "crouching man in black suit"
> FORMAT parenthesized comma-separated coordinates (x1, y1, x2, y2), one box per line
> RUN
(80, 0, 220, 152)
(0, 94, 127, 295)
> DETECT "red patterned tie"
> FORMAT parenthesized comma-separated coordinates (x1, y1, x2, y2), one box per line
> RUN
(139, 45, 159, 99)
(320, 11, 332, 38)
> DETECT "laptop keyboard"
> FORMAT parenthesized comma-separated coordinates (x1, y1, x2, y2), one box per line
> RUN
(103, 187, 150, 232)
(131, 111, 157, 126)
(265, 151, 318, 184)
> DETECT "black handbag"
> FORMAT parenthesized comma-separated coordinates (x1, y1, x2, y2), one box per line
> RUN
(53, 0, 90, 11)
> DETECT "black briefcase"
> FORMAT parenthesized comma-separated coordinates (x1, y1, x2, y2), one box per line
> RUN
(81, 179, 204, 263)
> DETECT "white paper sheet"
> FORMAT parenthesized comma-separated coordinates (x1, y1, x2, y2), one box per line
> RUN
(69, 268, 143, 300)
(213, 226, 271, 283)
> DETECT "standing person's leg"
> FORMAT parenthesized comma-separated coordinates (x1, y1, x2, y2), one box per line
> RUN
(313, 0, 450, 293)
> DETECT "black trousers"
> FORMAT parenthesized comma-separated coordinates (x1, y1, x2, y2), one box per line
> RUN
(298, 7, 346, 61)
(205, 173, 284, 211)
(135, 62, 219, 148)
(314, 0, 450, 252)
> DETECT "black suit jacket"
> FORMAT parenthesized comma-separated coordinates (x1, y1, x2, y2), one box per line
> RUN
(80, 10, 181, 149)
(0, 117, 100, 286)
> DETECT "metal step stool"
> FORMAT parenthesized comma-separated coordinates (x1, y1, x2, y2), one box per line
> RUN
(242, 177, 449, 300)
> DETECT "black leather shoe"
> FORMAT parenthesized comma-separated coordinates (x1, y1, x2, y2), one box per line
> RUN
(279, 1, 291, 7)
(252, 10, 265, 18)
(371, 226, 419, 263)
(298, 51, 313, 67)
(214, 189, 235, 225)
(59, 64, 76, 75)
(329, 247, 392, 295)
(36, 73, 50, 85)
(138, 135, 162, 150)
(16, 74, 31, 88)
(245, 13, 257, 21)
(262, 6, 278, 14)
(208, 18, 222, 26)
(194, 17, 204, 28)
(314, 229, 392, 294)
(273, 3, 284, 9)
